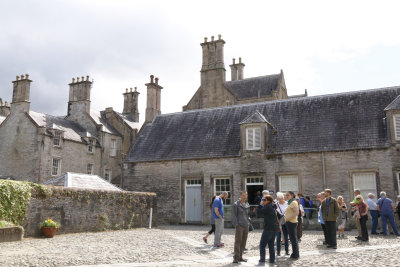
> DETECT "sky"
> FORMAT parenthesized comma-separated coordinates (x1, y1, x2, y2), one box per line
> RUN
(1, 0, 400, 125)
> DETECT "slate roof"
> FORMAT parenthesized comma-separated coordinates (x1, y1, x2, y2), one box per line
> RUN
(43, 172, 122, 191)
(28, 111, 86, 142)
(385, 95, 400, 111)
(0, 115, 6, 125)
(90, 110, 121, 136)
(225, 74, 280, 100)
(127, 86, 400, 162)
(115, 112, 141, 130)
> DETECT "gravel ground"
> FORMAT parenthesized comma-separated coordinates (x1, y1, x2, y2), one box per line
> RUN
(1, 225, 400, 266)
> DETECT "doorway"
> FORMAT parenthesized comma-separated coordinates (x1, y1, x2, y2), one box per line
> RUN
(185, 179, 202, 223)
(246, 177, 264, 205)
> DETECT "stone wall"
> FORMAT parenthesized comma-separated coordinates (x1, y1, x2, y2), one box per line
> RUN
(23, 186, 156, 237)
(123, 147, 400, 225)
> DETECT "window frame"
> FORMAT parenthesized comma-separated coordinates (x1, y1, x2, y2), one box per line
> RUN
(214, 177, 231, 205)
(278, 175, 299, 195)
(352, 172, 377, 201)
(87, 163, 93, 175)
(394, 114, 400, 141)
(104, 169, 111, 181)
(51, 158, 61, 176)
(246, 127, 262, 150)
(110, 138, 117, 157)
(53, 131, 61, 147)
(88, 139, 94, 153)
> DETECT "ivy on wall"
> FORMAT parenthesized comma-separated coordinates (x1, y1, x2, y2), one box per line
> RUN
(0, 180, 50, 225)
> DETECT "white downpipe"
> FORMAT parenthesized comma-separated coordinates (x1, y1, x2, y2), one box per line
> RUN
(149, 208, 153, 229)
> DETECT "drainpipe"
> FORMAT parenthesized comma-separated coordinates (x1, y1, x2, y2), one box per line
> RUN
(179, 160, 183, 223)
(321, 152, 326, 189)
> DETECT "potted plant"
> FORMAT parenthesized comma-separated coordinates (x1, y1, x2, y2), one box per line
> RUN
(40, 218, 60, 238)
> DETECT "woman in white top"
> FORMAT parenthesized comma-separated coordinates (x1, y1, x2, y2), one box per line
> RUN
(275, 192, 289, 256)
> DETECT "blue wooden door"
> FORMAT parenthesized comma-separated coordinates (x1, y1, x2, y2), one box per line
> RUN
(186, 185, 202, 222)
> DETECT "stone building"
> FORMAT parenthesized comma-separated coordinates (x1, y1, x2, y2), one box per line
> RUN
(0, 74, 162, 185)
(123, 36, 400, 224)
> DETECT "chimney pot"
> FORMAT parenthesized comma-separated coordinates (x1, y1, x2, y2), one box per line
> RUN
(21, 74, 24, 79)
(204, 37, 208, 43)
(211, 36, 214, 41)
(134, 87, 137, 92)
(86, 75, 89, 81)
(5, 101, 8, 106)
(25, 74, 29, 79)
(130, 87, 133, 92)
(126, 88, 128, 93)
(155, 77, 159, 85)
(81, 76, 84, 81)
(239, 57, 242, 63)
(218, 34, 221, 40)
(77, 77, 80, 82)
(16, 75, 19, 81)
(233, 58, 236, 64)
(150, 75, 154, 83)
(72, 78, 75, 83)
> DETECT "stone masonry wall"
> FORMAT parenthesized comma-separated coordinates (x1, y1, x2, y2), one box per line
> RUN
(124, 147, 400, 225)
(23, 186, 156, 237)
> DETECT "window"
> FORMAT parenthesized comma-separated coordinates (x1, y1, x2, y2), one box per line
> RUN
(110, 139, 117, 156)
(186, 179, 201, 185)
(87, 164, 93, 175)
(53, 131, 61, 147)
(279, 175, 299, 195)
(52, 158, 60, 176)
(246, 127, 261, 150)
(246, 177, 264, 185)
(88, 139, 94, 153)
(353, 172, 377, 200)
(214, 178, 231, 204)
(104, 169, 111, 181)
(394, 114, 400, 141)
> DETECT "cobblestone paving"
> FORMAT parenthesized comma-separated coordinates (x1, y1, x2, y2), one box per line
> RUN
(1, 225, 400, 266)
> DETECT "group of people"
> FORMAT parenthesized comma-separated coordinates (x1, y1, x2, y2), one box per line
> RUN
(202, 189, 400, 264)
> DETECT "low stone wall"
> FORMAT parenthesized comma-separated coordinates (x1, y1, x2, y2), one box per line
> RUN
(0, 226, 23, 242)
(23, 186, 156, 237)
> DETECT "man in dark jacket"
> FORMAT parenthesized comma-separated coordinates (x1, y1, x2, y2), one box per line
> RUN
(232, 191, 250, 263)
(259, 195, 279, 264)
(321, 189, 340, 249)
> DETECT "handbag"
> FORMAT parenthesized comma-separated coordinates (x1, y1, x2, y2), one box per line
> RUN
(276, 203, 286, 225)
(249, 223, 254, 232)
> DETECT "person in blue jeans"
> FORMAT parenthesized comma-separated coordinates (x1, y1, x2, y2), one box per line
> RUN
(377, 191, 400, 236)
(366, 193, 379, 235)
(259, 195, 279, 264)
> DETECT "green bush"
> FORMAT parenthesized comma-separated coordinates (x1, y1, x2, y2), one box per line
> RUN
(0, 180, 33, 225)
(0, 220, 15, 228)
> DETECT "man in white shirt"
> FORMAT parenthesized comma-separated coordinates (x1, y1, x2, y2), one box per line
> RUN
(367, 193, 378, 235)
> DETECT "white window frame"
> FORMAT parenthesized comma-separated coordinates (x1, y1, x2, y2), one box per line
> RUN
(87, 139, 95, 153)
(352, 172, 377, 201)
(87, 164, 93, 175)
(53, 131, 61, 147)
(104, 169, 111, 181)
(110, 139, 117, 157)
(214, 177, 231, 205)
(246, 127, 261, 150)
(279, 175, 299, 195)
(394, 114, 400, 141)
(51, 158, 61, 176)
(246, 177, 264, 186)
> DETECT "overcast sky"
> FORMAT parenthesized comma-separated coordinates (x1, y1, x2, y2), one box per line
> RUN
(1, 0, 400, 124)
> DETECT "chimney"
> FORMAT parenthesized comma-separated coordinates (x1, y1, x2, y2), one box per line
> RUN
(67, 75, 92, 116)
(230, 58, 238, 81)
(237, 57, 245, 80)
(145, 75, 163, 123)
(11, 74, 32, 113)
(122, 87, 140, 122)
(200, 35, 226, 86)
(0, 98, 11, 117)
(105, 107, 113, 120)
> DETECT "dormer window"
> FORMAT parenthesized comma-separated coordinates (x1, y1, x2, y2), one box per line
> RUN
(246, 127, 261, 150)
(88, 139, 94, 153)
(53, 131, 61, 147)
(394, 114, 400, 141)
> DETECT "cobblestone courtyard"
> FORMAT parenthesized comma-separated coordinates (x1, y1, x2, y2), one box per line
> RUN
(1, 225, 400, 267)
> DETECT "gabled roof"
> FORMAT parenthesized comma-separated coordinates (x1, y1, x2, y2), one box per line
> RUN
(115, 112, 141, 130)
(43, 172, 122, 191)
(127, 86, 400, 162)
(239, 110, 269, 124)
(225, 74, 280, 100)
(90, 110, 121, 135)
(384, 95, 400, 111)
(28, 111, 86, 142)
